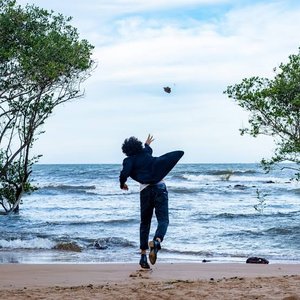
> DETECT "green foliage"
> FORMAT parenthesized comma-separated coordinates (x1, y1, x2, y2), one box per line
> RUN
(0, 156, 37, 205)
(224, 48, 300, 179)
(254, 189, 267, 214)
(0, 0, 95, 213)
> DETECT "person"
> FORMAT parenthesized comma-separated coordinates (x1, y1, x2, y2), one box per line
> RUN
(119, 134, 184, 269)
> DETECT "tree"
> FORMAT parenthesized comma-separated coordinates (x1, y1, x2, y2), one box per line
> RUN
(224, 48, 300, 179)
(0, 0, 95, 214)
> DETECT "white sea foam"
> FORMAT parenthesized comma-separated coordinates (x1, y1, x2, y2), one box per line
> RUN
(0, 238, 55, 249)
(182, 173, 292, 184)
(182, 174, 217, 182)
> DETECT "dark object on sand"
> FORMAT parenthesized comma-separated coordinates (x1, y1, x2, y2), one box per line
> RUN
(246, 257, 269, 264)
(202, 259, 211, 263)
(163, 86, 171, 93)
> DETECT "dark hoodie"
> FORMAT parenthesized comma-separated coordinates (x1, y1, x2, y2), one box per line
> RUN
(119, 144, 184, 189)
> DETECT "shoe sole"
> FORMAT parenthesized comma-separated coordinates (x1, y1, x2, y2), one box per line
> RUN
(148, 241, 157, 265)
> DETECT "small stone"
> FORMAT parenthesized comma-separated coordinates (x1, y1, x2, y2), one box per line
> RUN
(163, 86, 171, 93)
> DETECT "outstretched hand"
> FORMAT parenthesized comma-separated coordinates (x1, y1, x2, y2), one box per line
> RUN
(145, 134, 154, 145)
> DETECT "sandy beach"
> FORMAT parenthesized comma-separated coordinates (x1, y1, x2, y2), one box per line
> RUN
(0, 263, 299, 299)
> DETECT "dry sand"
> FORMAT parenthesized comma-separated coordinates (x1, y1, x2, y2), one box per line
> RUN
(0, 263, 299, 299)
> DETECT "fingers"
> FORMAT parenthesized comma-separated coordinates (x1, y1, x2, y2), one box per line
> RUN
(146, 134, 154, 145)
(121, 183, 129, 190)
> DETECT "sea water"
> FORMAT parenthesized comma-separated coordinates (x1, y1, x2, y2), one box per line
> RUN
(0, 163, 299, 264)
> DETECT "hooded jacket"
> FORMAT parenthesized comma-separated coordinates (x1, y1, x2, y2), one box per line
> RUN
(119, 144, 184, 189)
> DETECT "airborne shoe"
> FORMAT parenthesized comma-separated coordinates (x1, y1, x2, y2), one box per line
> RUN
(139, 254, 150, 269)
(148, 240, 161, 265)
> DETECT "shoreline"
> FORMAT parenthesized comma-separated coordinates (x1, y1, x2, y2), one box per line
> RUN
(1, 248, 300, 265)
(1, 263, 300, 288)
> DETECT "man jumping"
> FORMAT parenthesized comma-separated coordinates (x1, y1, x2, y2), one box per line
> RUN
(119, 135, 184, 268)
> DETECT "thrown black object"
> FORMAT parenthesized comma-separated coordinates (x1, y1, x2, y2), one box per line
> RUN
(246, 257, 269, 264)
(163, 86, 171, 93)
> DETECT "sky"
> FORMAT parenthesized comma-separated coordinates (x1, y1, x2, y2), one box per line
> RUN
(17, 0, 300, 163)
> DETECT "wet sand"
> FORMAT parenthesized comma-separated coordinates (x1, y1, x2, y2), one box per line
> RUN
(0, 263, 299, 299)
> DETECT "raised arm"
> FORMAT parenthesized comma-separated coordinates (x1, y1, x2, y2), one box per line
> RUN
(144, 134, 154, 154)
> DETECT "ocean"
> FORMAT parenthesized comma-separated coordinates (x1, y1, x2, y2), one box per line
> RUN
(0, 163, 299, 264)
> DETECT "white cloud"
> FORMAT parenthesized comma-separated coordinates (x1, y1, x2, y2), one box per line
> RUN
(89, 1, 300, 100)
(14, 0, 300, 163)
(65, 0, 231, 16)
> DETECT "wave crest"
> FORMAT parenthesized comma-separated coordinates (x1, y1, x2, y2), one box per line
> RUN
(41, 184, 96, 190)
(162, 248, 213, 257)
(94, 237, 135, 250)
(0, 237, 55, 250)
(206, 170, 257, 176)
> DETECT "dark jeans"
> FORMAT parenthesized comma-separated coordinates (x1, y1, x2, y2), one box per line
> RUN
(139, 182, 169, 250)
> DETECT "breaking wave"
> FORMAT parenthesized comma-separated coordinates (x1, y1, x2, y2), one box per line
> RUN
(36, 184, 97, 195)
(206, 170, 258, 176)
(0, 237, 55, 250)
(46, 219, 137, 226)
(162, 248, 213, 257)
(93, 237, 135, 250)
(42, 184, 96, 190)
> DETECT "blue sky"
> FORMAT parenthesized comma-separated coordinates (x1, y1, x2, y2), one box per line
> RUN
(18, 0, 300, 163)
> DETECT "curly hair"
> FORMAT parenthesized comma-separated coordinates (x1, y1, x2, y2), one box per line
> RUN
(122, 136, 143, 156)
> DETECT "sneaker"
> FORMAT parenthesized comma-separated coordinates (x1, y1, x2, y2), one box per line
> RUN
(139, 254, 150, 269)
(148, 240, 161, 265)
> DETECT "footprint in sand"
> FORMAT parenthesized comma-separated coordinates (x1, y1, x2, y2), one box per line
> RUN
(129, 269, 153, 279)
